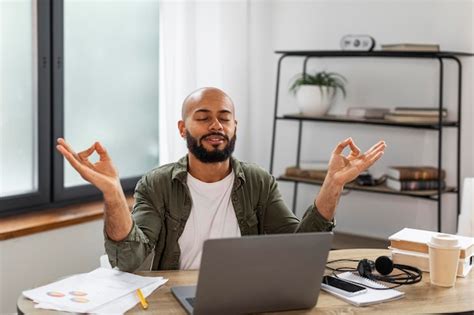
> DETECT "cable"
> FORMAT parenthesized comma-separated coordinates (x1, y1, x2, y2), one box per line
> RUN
(325, 258, 422, 290)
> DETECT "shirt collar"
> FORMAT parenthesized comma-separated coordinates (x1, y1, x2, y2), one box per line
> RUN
(171, 154, 246, 185)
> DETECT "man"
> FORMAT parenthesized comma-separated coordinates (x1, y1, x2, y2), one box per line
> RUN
(56, 87, 386, 272)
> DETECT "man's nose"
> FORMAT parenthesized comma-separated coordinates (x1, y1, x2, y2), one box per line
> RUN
(209, 118, 224, 131)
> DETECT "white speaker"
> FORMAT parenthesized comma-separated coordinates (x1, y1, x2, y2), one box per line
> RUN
(340, 35, 375, 51)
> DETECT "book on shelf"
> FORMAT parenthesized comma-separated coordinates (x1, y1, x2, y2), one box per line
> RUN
(384, 113, 446, 123)
(386, 178, 445, 191)
(297, 161, 328, 170)
(346, 107, 390, 119)
(387, 166, 445, 181)
(285, 167, 327, 181)
(391, 107, 448, 117)
(381, 43, 440, 52)
(388, 228, 474, 259)
(390, 248, 472, 277)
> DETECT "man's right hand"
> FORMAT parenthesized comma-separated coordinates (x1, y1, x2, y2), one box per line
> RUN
(56, 138, 133, 241)
(56, 138, 120, 195)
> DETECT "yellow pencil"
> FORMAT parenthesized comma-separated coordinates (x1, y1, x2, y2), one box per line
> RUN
(136, 288, 149, 310)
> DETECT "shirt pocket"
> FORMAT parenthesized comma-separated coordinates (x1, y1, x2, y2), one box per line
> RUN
(164, 212, 181, 244)
(162, 212, 181, 262)
(245, 210, 259, 235)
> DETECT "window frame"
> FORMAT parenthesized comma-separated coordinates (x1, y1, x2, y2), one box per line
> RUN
(52, 0, 142, 202)
(1, 0, 156, 216)
(0, 0, 51, 215)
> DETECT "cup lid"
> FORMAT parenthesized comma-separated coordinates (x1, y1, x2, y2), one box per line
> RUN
(428, 234, 460, 249)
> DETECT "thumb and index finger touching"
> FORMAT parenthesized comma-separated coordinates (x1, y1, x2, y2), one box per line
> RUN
(56, 138, 111, 173)
(333, 137, 386, 156)
(333, 137, 362, 157)
(333, 138, 387, 173)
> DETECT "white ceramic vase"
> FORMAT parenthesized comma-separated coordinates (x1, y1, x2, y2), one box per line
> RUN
(295, 85, 336, 116)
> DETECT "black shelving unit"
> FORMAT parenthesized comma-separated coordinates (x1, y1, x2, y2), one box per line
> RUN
(269, 50, 474, 232)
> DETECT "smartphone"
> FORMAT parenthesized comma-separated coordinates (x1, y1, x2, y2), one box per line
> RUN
(321, 275, 368, 297)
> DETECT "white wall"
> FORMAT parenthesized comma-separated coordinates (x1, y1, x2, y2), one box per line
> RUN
(0, 220, 104, 314)
(1, 1, 473, 313)
(246, 0, 474, 238)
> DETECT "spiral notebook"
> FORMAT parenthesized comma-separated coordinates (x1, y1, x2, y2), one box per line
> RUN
(321, 272, 405, 306)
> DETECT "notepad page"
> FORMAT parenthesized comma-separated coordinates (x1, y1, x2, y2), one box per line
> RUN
(324, 272, 405, 307)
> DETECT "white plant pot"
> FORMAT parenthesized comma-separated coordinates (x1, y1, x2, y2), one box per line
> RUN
(295, 85, 336, 116)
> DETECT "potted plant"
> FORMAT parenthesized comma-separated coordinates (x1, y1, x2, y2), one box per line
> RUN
(289, 71, 347, 116)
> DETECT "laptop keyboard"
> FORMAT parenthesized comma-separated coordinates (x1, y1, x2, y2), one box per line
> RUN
(186, 297, 196, 307)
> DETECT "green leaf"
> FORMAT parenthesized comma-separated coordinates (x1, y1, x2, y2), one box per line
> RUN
(288, 70, 348, 98)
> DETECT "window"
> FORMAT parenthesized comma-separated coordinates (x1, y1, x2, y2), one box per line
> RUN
(0, 0, 38, 197)
(0, 0, 160, 215)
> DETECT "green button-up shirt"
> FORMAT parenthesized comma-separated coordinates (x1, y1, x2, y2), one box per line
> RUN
(105, 156, 335, 272)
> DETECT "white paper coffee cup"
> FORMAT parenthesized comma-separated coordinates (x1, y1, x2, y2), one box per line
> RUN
(428, 234, 461, 287)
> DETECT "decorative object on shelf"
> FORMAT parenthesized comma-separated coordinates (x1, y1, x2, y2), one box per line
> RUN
(289, 71, 347, 116)
(356, 172, 375, 186)
(340, 34, 375, 51)
(347, 107, 390, 119)
(356, 172, 387, 186)
(381, 43, 440, 52)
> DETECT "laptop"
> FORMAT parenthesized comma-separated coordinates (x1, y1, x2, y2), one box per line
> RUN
(171, 232, 333, 314)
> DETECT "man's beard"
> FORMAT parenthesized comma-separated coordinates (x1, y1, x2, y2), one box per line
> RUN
(186, 130, 236, 163)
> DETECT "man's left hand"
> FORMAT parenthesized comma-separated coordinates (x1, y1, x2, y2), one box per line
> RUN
(314, 138, 386, 221)
(327, 137, 386, 186)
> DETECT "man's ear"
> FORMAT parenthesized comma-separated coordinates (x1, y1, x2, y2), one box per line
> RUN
(178, 120, 186, 138)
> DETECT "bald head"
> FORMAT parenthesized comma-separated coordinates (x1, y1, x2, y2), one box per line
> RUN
(178, 87, 238, 163)
(181, 87, 235, 120)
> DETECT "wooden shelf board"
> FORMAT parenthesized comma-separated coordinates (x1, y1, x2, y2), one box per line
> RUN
(275, 50, 474, 57)
(278, 175, 456, 199)
(278, 114, 458, 129)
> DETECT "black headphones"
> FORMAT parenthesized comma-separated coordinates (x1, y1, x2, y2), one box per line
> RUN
(356, 256, 422, 285)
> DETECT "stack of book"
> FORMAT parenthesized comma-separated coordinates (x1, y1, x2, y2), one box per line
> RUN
(346, 107, 390, 119)
(389, 228, 473, 277)
(386, 166, 445, 191)
(384, 107, 448, 123)
(381, 43, 440, 52)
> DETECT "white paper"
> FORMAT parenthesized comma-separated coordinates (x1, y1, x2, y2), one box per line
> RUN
(34, 278, 168, 314)
(23, 267, 162, 313)
(92, 278, 168, 314)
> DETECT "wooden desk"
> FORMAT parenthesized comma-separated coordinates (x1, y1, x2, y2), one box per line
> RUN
(17, 249, 474, 314)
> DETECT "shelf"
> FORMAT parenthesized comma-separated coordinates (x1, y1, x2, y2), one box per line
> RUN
(270, 49, 469, 232)
(275, 50, 474, 58)
(277, 175, 457, 200)
(278, 114, 459, 129)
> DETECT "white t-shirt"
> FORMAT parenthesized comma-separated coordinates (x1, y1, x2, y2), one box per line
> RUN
(178, 171, 241, 270)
